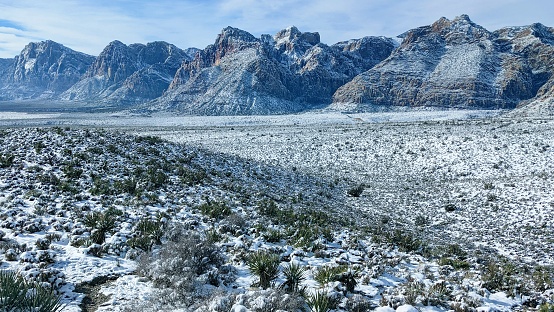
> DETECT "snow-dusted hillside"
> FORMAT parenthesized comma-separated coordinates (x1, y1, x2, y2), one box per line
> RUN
(0, 113, 553, 311)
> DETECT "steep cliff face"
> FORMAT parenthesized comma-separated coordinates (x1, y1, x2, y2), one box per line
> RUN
(505, 23, 554, 116)
(159, 26, 396, 115)
(0, 41, 94, 100)
(333, 15, 554, 110)
(61, 41, 191, 104)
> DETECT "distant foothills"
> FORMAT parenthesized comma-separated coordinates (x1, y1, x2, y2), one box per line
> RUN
(0, 14, 553, 116)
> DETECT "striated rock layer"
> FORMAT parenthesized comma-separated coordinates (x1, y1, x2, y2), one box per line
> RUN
(333, 15, 554, 111)
(60, 41, 194, 105)
(0, 40, 94, 100)
(1, 16, 554, 115)
(157, 26, 396, 115)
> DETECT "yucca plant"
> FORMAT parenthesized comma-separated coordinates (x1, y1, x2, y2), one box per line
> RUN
(338, 267, 360, 293)
(306, 290, 333, 312)
(248, 250, 280, 289)
(0, 270, 63, 312)
(314, 265, 347, 286)
(281, 262, 307, 294)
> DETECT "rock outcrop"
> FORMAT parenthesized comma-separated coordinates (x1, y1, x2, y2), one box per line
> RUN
(0, 40, 94, 100)
(157, 26, 396, 115)
(1, 17, 554, 115)
(61, 40, 192, 105)
(332, 15, 554, 110)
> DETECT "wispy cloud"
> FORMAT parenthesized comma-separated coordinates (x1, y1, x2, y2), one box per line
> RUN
(0, 0, 552, 58)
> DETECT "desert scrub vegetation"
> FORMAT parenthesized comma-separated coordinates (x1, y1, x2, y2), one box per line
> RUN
(136, 226, 228, 307)
(247, 250, 281, 289)
(281, 262, 307, 294)
(0, 270, 63, 312)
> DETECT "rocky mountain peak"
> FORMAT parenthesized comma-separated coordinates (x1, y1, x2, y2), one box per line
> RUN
(274, 26, 321, 59)
(137, 41, 192, 68)
(211, 27, 259, 65)
(85, 40, 139, 83)
(1, 40, 94, 99)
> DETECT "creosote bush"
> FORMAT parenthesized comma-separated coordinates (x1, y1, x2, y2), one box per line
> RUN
(136, 228, 225, 304)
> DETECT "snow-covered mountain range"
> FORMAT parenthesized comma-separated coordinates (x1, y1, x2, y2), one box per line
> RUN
(0, 15, 553, 115)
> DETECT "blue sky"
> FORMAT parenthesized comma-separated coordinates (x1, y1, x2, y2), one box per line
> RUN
(0, 0, 552, 58)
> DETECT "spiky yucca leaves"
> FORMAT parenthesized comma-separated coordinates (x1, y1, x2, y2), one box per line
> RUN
(314, 265, 347, 286)
(248, 250, 280, 289)
(306, 290, 333, 312)
(281, 262, 307, 294)
(0, 270, 63, 312)
(83, 209, 119, 244)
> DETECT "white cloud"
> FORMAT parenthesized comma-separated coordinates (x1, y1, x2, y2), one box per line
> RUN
(0, 0, 552, 58)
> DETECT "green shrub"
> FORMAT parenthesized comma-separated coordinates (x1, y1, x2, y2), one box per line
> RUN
(248, 251, 280, 289)
(438, 257, 470, 270)
(424, 281, 451, 307)
(281, 262, 306, 294)
(198, 201, 231, 219)
(532, 266, 554, 292)
(338, 268, 359, 293)
(0, 154, 15, 168)
(179, 167, 209, 186)
(314, 265, 347, 286)
(306, 290, 333, 312)
(539, 303, 554, 312)
(83, 210, 118, 244)
(347, 184, 364, 197)
(127, 218, 166, 251)
(0, 270, 63, 312)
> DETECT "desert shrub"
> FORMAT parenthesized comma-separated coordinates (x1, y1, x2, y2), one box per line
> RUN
(198, 201, 231, 219)
(346, 294, 375, 312)
(444, 204, 457, 212)
(0, 154, 15, 168)
(314, 265, 347, 286)
(338, 268, 360, 293)
(35, 237, 51, 250)
(136, 229, 225, 303)
(83, 210, 117, 244)
(248, 250, 280, 289)
(135, 135, 165, 145)
(347, 184, 364, 197)
(404, 281, 425, 305)
(532, 266, 554, 292)
(90, 177, 113, 195)
(481, 261, 518, 292)
(191, 288, 306, 312)
(414, 214, 429, 227)
(145, 168, 168, 189)
(382, 229, 423, 252)
(423, 281, 451, 307)
(438, 257, 471, 270)
(0, 270, 63, 312)
(257, 199, 280, 218)
(179, 167, 210, 186)
(62, 164, 83, 179)
(306, 290, 334, 312)
(281, 262, 307, 294)
(113, 178, 138, 195)
(539, 303, 554, 312)
(127, 218, 166, 252)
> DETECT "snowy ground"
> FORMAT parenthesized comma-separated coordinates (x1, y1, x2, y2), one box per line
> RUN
(0, 110, 552, 311)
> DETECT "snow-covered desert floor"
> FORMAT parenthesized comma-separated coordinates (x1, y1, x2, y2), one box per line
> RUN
(0, 110, 552, 312)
